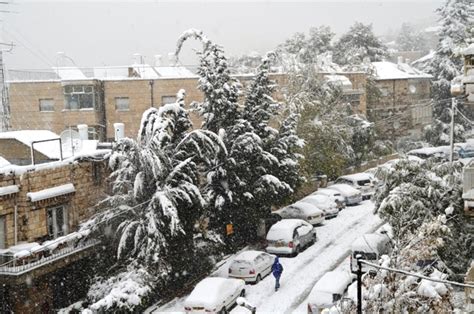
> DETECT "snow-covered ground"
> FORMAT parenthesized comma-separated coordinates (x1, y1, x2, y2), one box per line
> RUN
(147, 200, 381, 314)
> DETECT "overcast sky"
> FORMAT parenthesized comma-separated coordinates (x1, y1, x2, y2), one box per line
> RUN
(1, 0, 443, 70)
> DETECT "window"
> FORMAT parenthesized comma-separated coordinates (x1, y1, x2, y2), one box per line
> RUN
(0, 216, 5, 249)
(64, 85, 95, 110)
(39, 99, 54, 112)
(115, 97, 130, 111)
(161, 95, 176, 105)
(47, 205, 68, 239)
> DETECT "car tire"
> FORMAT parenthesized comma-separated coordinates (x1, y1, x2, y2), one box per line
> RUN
(240, 289, 246, 297)
(220, 307, 228, 314)
(255, 274, 262, 284)
(312, 234, 317, 244)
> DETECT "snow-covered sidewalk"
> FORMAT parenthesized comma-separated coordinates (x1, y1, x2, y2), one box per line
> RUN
(147, 200, 381, 314)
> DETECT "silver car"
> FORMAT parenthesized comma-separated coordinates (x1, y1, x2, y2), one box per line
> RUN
(228, 250, 275, 284)
(266, 219, 317, 256)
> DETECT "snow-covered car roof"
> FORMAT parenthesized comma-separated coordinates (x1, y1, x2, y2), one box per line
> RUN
(313, 188, 341, 197)
(184, 277, 244, 309)
(308, 271, 354, 305)
(290, 202, 324, 215)
(338, 173, 373, 182)
(351, 233, 390, 254)
(266, 219, 307, 241)
(300, 195, 335, 209)
(327, 184, 360, 196)
(233, 250, 266, 262)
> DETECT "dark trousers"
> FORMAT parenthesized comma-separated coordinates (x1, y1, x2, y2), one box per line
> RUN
(274, 275, 281, 290)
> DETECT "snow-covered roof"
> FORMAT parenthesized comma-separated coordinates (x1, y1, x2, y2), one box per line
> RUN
(0, 185, 19, 197)
(131, 63, 159, 79)
(266, 219, 305, 241)
(324, 75, 353, 90)
(93, 66, 129, 79)
(53, 67, 87, 80)
(351, 233, 389, 254)
(0, 156, 10, 168)
(184, 277, 244, 309)
(412, 50, 435, 66)
(27, 183, 75, 202)
(308, 271, 354, 305)
(372, 61, 432, 80)
(0, 130, 61, 159)
(462, 189, 474, 200)
(234, 250, 264, 262)
(155, 66, 196, 78)
(462, 43, 474, 56)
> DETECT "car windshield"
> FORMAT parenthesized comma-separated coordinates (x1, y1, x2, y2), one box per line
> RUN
(357, 179, 371, 186)
(231, 260, 252, 268)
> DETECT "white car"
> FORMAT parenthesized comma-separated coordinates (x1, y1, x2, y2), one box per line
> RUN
(184, 277, 245, 313)
(274, 202, 325, 225)
(300, 194, 339, 219)
(327, 184, 362, 205)
(228, 250, 275, 284)
(335, 173, 376, 200)
(266, 219, 317, 256)
(311, 188, 346, 210)
(307, 270, 355, 313)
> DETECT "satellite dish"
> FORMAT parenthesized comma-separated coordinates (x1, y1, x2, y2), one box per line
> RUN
(60, 129, 82, 157)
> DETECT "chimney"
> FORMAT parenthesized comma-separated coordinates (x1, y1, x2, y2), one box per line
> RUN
(397, 56, 404, 64)
(114, 123, 125, 141)
(405, 58, 410, 64)
(168, 52, 177, 66)
(154, 55, 162, 67)
(77, 124, 88, 140)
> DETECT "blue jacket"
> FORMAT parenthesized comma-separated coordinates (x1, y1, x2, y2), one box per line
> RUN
(271, 257, 283, 277)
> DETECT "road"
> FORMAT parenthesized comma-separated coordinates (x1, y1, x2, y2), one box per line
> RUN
(148, 200, 382, 314)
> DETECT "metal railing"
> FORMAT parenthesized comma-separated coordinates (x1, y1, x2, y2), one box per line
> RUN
(0, 239, 99, 275)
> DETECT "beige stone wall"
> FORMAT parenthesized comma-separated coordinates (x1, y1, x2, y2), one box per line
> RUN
(0, 159, 108, 247)
(103, 78, 204, 139)
(9, 81, 101, 136)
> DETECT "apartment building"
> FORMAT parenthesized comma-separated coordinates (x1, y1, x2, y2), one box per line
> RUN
(369, 58, 433, 140)
(0, 131, 109, 312)
(6, 63, 367, 141)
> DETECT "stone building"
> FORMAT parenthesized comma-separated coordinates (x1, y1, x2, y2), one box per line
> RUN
(461, 43, 474, 108)
(369, 58, 432, 140)
(6, 64, 367, 141)
(0, 140, 109, 312)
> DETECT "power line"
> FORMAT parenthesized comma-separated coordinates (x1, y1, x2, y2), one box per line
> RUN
(359, 259, 474, 289)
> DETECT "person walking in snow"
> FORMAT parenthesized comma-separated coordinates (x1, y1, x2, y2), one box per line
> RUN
(271, 256, 283, 291)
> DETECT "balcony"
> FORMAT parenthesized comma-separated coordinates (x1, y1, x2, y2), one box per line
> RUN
(0, 232, 99, 284)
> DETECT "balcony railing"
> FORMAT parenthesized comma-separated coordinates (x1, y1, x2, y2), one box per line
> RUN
(0, 239, 99, 276)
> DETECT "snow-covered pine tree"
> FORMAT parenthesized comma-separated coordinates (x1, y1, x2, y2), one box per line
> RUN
(395, 23, 429, 52)
(374, 158, 472, 275)
(175, 31, 303, 243)
(334, 22, 389, 67)
(81, 90, 226, 312)
(428, 0, 474, 118)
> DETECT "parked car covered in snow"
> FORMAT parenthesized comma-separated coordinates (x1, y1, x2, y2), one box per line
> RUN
(311, 188, 345, 210)
(184, 277, 245, 313)
(274, 202, 325, 225)
(350, 233, 391, 273)
(266, 219, 317, 256)
(228, 250, 275, 284)
(300, 194, 339, 218)
(307, 270, 355, 314)
(327, 184, 362, 205)
(335, 173, 377, 200)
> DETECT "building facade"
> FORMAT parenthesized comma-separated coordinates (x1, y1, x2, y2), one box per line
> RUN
(6, 65, 367, 141)
(0, 150, 109, 312)
(369, 60, 432, 140)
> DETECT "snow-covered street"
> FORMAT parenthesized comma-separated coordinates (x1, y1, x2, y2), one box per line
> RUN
(149, 200, 382, 313)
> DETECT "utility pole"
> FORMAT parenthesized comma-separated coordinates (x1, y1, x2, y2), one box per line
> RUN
(356, 255, 363, 314)
(450, 97, 456, 164)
